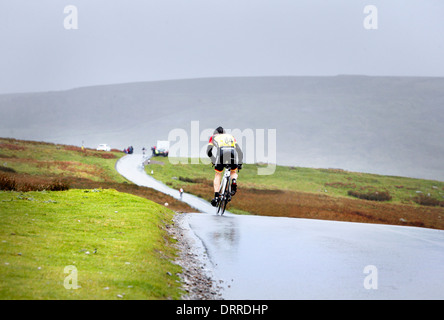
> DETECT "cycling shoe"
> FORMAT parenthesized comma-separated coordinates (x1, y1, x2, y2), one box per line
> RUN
(231, 183, 237, 196)
(211, 197, 219, 207)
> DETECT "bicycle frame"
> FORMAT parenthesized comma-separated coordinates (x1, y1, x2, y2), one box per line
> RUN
(217, 166, 232, 215)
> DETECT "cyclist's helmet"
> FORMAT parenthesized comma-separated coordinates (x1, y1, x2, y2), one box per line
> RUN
(214, 126, 225, 135)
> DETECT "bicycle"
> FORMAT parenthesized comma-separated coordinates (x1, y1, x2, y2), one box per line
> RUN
(216, 164, 233, 215)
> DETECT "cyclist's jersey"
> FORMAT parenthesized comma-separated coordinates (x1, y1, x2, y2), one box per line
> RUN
(207, 133, 243, 172)
(208, 133, 237, 149)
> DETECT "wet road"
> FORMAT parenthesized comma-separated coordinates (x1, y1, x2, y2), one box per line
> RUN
(116, 154, 444, 299)
(116, 154, 217, 213)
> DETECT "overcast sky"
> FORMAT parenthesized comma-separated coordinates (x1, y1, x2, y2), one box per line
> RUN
(0, 0, 443, 94)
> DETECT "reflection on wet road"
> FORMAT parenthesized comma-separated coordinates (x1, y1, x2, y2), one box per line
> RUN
(189, 214, 240, 263)
(117, 154, 444, 299)
(185, 213, 444, 299)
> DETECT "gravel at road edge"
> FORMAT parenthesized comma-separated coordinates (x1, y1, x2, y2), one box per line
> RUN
(166, 213, 223, 300)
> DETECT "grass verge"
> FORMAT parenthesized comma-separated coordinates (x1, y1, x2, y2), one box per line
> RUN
(0, 189, 182, 299)
(0, 137, 194, 213)
(0, 138, 197, 300)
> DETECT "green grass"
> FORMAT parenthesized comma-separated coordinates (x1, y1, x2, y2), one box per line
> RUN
(147, 157, 444, 205)
(0, 138, 126, 183)
(0, 189, 183, 300)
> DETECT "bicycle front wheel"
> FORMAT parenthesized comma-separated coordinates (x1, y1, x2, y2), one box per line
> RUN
(217, 194, 224, 214)
(220, 177, 230, 215)
(220, 195, 228, 215)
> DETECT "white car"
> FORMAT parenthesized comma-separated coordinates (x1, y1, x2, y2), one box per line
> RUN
(96, 144, 111, 151)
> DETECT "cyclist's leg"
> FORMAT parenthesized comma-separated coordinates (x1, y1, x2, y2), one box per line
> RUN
(229, 148, 239, 195)
(230, 168, 238, 181)
(211, 165, 223, 206)
(213, 171, 222, 193)
(230, 165, 239, 195)
(213, 165, 223, 192)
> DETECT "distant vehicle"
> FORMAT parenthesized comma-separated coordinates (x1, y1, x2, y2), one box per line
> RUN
(151, 140, 169, 157)
(153, 148, 169, 157)
(97, 144, 111, 151)
(124, 146, 134, 154)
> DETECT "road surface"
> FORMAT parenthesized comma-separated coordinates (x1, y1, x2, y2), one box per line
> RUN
(116, 154, 444, 299)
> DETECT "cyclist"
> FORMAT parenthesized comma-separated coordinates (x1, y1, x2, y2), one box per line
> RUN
(206, 126, 243, 207)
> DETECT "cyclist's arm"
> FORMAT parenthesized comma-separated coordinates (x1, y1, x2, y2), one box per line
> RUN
(235, 142, 243, 164)
(206, 137, 217, 164)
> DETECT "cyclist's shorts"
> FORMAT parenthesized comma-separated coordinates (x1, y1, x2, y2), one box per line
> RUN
(215, 163, 238, 173)
(214, 147, 238, 172)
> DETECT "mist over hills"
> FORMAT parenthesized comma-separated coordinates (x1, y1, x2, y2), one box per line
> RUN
(0, 76, 443, 181)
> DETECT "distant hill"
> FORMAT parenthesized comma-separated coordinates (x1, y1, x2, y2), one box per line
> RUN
(0, 76, 443, 181)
